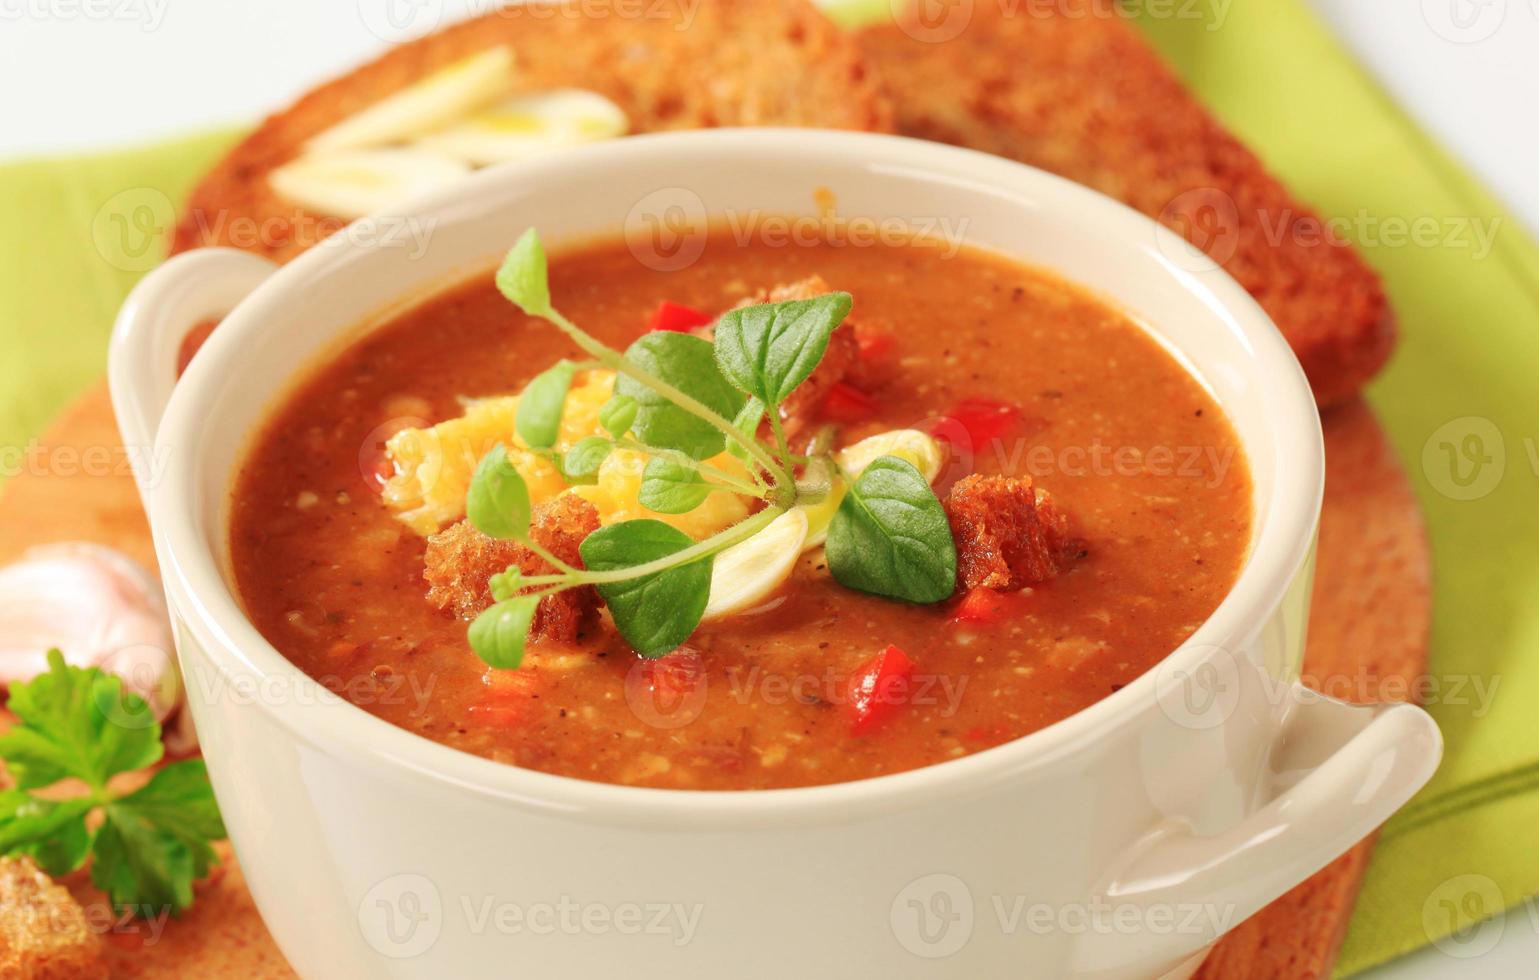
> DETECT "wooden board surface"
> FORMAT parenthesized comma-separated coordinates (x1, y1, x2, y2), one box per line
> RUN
(0, 384, 1430, 979)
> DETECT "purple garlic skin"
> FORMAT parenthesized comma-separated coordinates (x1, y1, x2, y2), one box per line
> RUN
(0, 543, 183, 728)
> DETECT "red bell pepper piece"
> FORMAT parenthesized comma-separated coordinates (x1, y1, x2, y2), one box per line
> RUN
(930, 398, 1022, 450)
(845, 645, 916, 736)
(648, 300, 713, 333)
(952, 587, 1009, 625)
(821, 382, 881, 423)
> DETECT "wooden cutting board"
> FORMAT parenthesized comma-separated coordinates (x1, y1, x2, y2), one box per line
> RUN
(0, 384, 1430, 979)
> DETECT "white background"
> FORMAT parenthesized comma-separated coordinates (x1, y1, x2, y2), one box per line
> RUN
(0, 1, 1535, 975)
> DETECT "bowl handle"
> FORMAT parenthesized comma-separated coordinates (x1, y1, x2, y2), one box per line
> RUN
(108, 248, 278, 505)
(1080, 686, 1442, 978)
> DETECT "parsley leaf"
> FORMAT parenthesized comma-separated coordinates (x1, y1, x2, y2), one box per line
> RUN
(713, 293, 852, 407)
(579, 520, 713, 657)
(0, 791, 94, 876)
(466, 444, 531, 541)
(0, 650, 160, 791)
(826, 456, 956, 603)
(0, 653, 226, 915)
(615, 333, 746, 460)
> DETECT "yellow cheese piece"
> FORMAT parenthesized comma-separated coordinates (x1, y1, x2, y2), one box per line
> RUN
(383, 370, 614, 535)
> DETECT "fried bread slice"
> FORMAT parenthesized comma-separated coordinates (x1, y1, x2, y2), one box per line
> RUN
(174, 0, 892, 261)
(858, 2, 1393, 404)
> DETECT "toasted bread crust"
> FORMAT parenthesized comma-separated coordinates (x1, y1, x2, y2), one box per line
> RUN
(0, 857, 106, 980)
(944, 474, 1084, 593)
(859, 2, 1394, 404)
(174, 0, 891, 261)
(424, 495, 601, 641)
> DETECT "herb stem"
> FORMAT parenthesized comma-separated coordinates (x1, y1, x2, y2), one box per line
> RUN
(539, 308, 789, 484)
(520, 537, 579, 575)
(765, 411, 800, 507)
(615, 439, 768, 499)
(519, 505, 785, 592)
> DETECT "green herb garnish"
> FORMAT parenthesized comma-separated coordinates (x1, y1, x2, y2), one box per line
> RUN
(826, 456, 957, 603)
(464, 229, 957, 666)
(0, 651, 225, 916)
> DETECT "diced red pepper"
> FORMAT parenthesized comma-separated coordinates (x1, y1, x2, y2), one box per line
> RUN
(845, 644, 916, 736)
(648, 300, 713, 333)
(951, 587, 1009, 625)
(820, 382, 881, 423)
(929, 398, 1022, 450)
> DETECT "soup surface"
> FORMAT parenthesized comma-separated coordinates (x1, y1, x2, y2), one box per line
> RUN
(230, 232, 1251, 789)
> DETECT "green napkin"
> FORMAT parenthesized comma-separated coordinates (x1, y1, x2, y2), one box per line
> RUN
(0, 130, 238, 458)
(1132, 6, 1539, 975)
(4, 1, 1539, 972)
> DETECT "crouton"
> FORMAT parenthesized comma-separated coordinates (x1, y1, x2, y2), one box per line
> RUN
(424, 494, 601, 642)
(0, 856, 105, 980)
(725, 276, 864, 440)
(173, 0, 892, 261)
(944, 474, 1085, 592)
(858, 2, 1394, 405)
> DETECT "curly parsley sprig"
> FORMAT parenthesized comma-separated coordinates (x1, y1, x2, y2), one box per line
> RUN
(465, 229, 956, 668)
(0, 650, 225, 916)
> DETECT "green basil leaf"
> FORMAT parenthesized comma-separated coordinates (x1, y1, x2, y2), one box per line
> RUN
(515, 361, 575, 450)
(495, 228, 552, 318)
(615, 332, 745, 460)
(468, 596, 541, 670)
(579, 520, 712, 657)
(561, 436, 613, 485)
(0, 650, 162, 791)
(639, 457, 712, 514)
(726, 397, 765, 463)
(598, 394, 638, 439)
(827, 456, 956, 603)
(713, 293, 852, 406)
(466, 445, 531, 541)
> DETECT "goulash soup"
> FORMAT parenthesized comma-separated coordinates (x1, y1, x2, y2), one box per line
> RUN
(230, 229, 1251, 790)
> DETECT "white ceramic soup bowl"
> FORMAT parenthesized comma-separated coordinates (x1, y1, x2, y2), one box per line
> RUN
(110, 130, 1439, 980)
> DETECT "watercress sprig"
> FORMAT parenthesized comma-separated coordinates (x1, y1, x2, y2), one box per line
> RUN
(0, 651, 226, 916)
(463, 229, 959, 668)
